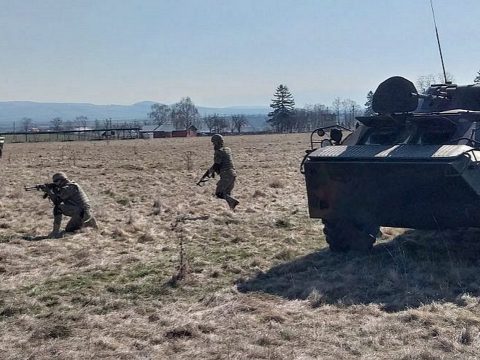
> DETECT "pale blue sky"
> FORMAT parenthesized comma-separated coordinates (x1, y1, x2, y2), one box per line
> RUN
(0, 0, 479, 107)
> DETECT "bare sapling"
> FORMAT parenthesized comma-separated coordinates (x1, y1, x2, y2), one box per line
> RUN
(169, 216, 190, 285)
(184, 151, 194, 171)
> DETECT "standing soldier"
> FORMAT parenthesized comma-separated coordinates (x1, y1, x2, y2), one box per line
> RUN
(209, 134, 239, 210)
(48, 172, 97, 238)
(0, 136, 4, 158)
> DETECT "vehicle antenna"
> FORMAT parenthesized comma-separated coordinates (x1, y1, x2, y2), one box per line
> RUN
(430, 0, 447, 83)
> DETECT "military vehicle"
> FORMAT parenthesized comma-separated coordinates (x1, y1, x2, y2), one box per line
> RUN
(301, 76, 480, 251)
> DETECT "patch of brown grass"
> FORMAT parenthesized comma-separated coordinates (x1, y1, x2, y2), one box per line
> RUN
(268, 178, 284, 189)
(1, 135, 480, 359)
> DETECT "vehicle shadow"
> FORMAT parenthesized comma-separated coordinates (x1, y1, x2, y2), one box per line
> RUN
(237, 228, 480, 312)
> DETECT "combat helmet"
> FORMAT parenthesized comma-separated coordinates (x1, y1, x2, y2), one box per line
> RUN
(52, 172, 67, 183)
(211, 134, 224, 146)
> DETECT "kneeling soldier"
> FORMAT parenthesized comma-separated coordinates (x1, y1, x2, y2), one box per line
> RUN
(49, 172, 97, 238)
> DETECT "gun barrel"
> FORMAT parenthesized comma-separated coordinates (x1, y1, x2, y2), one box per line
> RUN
(24, 184, 46, 191)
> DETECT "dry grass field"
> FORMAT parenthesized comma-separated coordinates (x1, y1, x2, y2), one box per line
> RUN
(1, 134, 480, 359)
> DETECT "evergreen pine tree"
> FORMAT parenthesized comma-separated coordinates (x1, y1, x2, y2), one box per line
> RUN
(268, 84, 295, 132)
(474, 70, 480, 83)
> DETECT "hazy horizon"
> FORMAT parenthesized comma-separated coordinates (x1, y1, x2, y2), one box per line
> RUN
(0, 99, 270, 109)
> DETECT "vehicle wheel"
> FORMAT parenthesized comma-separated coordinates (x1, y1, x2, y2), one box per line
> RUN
(322, 219, 379, 252)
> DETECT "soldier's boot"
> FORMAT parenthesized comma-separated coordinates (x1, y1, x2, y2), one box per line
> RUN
(65, 215, 83, 233)
(84, 216, 98, 229)
(48, 221, 63, 239)
(225, 195, 239, 210)
(82, 209, 98, 229)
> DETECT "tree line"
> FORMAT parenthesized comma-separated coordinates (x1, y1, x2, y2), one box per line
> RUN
(147, 97, 250, 133)
(148, 104, 250, 134)
(17, 69, 480, 134)
(269, 70, 480, 133)
(267, 84, 364, 132)
(18, 116, 144, 133)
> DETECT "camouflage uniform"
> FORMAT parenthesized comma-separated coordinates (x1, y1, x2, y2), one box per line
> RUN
(210, 134, 239, 210)
(49, 172, 97, 237)
(0, 136, 4, 158)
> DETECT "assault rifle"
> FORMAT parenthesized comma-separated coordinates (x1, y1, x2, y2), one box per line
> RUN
(24, 183, 61, 205)
(196, 169, 215, 186)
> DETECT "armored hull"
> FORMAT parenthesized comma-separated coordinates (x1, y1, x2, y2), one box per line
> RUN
(305, 144, 480, 229)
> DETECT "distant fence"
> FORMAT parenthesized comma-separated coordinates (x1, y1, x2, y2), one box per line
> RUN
(0, 128, 140, 143)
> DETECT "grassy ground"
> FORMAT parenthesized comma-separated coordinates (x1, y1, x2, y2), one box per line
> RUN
(1, 134, 480, 359)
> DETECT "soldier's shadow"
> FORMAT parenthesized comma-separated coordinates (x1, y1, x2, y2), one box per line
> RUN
(22, 235, 50, 241)
(237, 228, 480, 312)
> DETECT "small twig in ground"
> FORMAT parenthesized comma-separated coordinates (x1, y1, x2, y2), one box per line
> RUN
(167, 214, 210, 286)
(169, 216, 190, 286)
(183, 151, 194, 171)
(152, 199, 162, 215)
(169, 232, 189, 286)
(71, 150, 77, 166)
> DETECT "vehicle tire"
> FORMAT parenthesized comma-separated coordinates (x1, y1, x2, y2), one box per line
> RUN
(322, 219, 378, 252)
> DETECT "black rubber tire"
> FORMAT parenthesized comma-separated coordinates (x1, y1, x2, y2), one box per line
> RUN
(323, 219, 379, 252)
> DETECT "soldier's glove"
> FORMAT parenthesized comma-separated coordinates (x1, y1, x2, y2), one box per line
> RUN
(212, 163, 221, 175)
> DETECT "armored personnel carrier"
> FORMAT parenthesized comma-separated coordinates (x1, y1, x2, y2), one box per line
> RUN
(302, 76, 480, 252)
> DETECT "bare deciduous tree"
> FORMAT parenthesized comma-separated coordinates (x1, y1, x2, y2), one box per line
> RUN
(75, 116, 88, 128)
(340, 99, 360, 129)
(148, 104, 171, 127)
(103, 118, 112, 129)
(51, 117, 63, 131)
(22, 117, 32, 132)
(214, 116, 229, 133)
(203, 114, 218, 133)
(171, 97, 199, 130)
(416, 72, 455, 93)
(64, 120, 74, 130)
(331, 98, 341, 125)
(231, 114, 248, 133)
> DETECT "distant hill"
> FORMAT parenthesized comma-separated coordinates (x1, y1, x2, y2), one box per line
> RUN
(0, 101, 270, 131)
